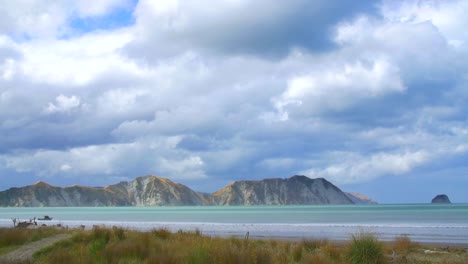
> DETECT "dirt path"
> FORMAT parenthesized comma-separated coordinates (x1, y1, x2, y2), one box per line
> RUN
(0, 233, 72, 263)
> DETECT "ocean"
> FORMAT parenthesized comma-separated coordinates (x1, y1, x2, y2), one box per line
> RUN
(1, 204, 467, 244)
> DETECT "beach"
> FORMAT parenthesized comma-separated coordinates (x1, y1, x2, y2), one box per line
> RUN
(1, 204, 467, 244)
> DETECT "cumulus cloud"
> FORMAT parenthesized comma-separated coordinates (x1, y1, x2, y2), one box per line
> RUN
(1, 137, 206, 180)
(45, 95, 82, 113)
(0, 0, 467, 202)
(125, 0, 376, 60)
(272, 59, 405, 118)
(20, 30, 135, 85)
(303, 151, 430, 184)
(380, 0, 468, 49)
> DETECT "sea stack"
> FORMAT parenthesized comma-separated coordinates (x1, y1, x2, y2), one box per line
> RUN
(431, 194, 451, 204)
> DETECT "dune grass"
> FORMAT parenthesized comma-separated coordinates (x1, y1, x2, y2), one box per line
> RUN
(0, 226, 464, 264)
(34, 226, 349, 264)
(0, 227, 65, 255)
(346, 233, 385, 264)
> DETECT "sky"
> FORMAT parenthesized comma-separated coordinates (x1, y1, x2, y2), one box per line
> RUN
(0, 0, 467, 204)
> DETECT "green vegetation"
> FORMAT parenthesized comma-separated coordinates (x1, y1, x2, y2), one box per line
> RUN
(0, 227, 466, 263)
(346, 233, 385, 264)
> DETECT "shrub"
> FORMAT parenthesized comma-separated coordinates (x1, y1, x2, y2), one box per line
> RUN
(112, 226, 126, 240)
(0, 228, 28, 247)
(346, 233, 386, 264)
(292, 244, 303, 262)
(152, 227, 171, 240)
(91, 226, 111, 243)
(393, 235, 416, 255)
(301, 239, 329, 252)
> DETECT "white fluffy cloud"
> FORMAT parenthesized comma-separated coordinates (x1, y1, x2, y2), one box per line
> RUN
(20, 30, 136, 85)
(380, 0, 468, 49)
(303, 151, 430, 184)
(0, 0, 133, 38)
(274, 59, 405, 117)
(2, 137, 206, 180)
(45, 95, 81, 113)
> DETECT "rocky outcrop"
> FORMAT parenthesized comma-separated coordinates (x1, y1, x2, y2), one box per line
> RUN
(0, 181, 129, 207)
(431, 194, 451, 204)
(213, 175, 353, 205)
(0, 175, 358, 206)
(345, 192, 378, 204)
(106, 176, 205, 206)
(0, 176, 202, 207)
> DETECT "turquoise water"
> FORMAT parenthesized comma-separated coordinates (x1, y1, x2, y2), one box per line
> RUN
(1, 204, 467, 243)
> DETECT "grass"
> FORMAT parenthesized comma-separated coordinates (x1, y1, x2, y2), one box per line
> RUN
(0, 226, 466, 263)
(346, 233, 385, 264)
(0, 227, 65, 255)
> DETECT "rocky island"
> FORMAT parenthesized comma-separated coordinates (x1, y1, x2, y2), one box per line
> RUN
(431, 194, 451, 204)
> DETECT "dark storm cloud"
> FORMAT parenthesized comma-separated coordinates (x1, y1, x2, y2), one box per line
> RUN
(124, 0, 377, 61)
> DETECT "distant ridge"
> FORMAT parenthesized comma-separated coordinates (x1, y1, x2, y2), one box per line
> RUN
(0, 175, 367, 207)
(345, 192, 378, 204)
(213, 175, 353, 205)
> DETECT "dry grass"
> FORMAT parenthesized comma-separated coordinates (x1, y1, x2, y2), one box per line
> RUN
(0, 227, 64, 255)
(0, 227, 463, 264)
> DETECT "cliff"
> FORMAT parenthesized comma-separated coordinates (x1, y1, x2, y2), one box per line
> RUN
(213, 175, 353, 205)
(0, 181, 129, 207)
(0, 176, 202, 207)
(106, 176, 205, 206)
(0, 175, 356, 207)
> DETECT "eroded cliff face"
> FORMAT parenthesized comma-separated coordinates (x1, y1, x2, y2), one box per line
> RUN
(212, 175, 353, 205)
(0, 181, 129, 207)
(345, 192, 378, 204)
(0, 176, 201, 207)
(107, 176, 205, 206)
(0, 175, 355, 206)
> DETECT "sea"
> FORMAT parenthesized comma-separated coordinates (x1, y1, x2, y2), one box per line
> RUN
(1, 204, 467, 244)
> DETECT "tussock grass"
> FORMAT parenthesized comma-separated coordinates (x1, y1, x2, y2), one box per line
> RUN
(393, 235, 417, 255)
(346, 233, 386, 264)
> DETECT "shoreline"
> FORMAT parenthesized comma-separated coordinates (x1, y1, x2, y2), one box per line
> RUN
(4, 223, 468, 248)
(220, 234, 468, 248)
(2, 219, 468, 246)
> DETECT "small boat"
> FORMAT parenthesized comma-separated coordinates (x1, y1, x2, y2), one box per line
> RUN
(38, 215, 53, 220)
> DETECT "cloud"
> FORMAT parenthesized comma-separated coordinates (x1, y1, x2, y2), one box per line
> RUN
(380, 0, 468, 49)
(0, 0, 134, 38)
(75, 0, 133, 17)
(0, 1, 68, 37)
(1, 137, 206, 182)
(125, 0, 376, 60)
(303, 151, 430, 184)
(20, 30, 135, 85)
(0, 0, 467, 202)
(45, 95, 82, 113)
(271, 59, 405, 118)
